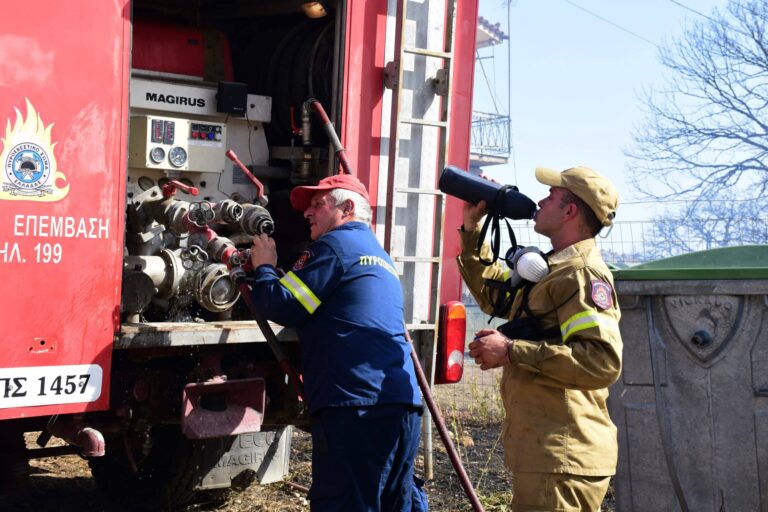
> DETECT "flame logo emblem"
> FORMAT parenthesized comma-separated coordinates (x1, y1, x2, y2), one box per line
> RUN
(1, 99, 69, 201)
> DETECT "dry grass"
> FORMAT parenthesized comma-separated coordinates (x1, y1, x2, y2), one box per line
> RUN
(0, 365, 615, 511)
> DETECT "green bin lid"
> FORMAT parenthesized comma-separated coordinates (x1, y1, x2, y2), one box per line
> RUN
(612, 245, 768, 280)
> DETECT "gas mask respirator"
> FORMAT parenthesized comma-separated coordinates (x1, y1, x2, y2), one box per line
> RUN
(504, 246, 549, 287)
(482, 245, 549, 319)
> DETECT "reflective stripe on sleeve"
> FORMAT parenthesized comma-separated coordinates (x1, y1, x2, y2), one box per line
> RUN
(501, 270, 512, 300)
(560, 311, 600, 342)
(279, 271, 321, 314)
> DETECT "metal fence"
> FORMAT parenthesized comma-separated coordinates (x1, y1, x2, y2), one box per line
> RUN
(433, 217, 768, 417)
(470, 111, 511, 157)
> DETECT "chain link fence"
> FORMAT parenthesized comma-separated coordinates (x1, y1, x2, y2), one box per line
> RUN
(433, 216, 768, 417)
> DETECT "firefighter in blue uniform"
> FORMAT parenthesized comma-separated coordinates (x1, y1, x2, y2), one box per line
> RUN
(249, 174, 428, 512)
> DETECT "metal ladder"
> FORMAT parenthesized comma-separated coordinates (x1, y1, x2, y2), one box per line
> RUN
(382, 0, 458, 481)
(383, 0, 457, 333)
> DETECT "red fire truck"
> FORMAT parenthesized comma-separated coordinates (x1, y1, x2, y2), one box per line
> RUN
(0, 0, 476, 507)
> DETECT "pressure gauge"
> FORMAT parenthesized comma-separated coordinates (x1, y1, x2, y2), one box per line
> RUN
(169, 146, 188, 167)
(149, 146, 165, 164)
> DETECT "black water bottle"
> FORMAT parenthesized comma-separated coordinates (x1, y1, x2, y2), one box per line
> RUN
(438, 166, 537, 220)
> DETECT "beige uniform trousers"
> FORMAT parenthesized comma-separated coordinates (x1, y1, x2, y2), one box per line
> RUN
(512, 472, 611, 512)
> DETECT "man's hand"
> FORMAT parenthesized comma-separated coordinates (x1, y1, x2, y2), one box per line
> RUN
(468, 329, 513, 370)
(462, 174, 499, 231)
(462, 199, 487, 232)
(250, 233, 278, 268)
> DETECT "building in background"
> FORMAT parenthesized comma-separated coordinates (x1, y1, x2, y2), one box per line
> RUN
(470, 16, 510, 172)
(462, 15, 513, 316)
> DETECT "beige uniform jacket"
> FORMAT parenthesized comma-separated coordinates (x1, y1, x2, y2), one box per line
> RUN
(458, 227, 622, 476)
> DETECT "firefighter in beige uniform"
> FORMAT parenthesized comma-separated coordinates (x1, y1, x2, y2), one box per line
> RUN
(459, 166, 622, 512)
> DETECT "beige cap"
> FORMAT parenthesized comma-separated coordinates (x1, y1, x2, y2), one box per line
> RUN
(535, 166, 619, 226)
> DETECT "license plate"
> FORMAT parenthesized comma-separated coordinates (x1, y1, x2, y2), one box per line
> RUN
(0, 364, 103, 408)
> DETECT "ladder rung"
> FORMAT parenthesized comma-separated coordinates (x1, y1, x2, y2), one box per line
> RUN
(393, 256, 442, 263)
(401, 117, 448, 128)
(403, 46, 452, 59)
(405, 323, 436, 331)
(395, 187, 443, 196)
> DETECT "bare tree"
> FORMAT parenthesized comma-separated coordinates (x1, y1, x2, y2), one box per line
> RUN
(642, 198, 768, 259)
(626, 0, 768, 201)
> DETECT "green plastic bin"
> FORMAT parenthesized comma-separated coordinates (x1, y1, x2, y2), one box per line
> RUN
(609, 245, 768, 511)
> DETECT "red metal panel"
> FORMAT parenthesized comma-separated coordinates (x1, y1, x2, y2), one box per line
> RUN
(133, 19, 234, 80)
(340, 0, 388, 214)
(0, 0, 130, 419)
(441, 0, 480, 304)
(182, 377, 266, 439)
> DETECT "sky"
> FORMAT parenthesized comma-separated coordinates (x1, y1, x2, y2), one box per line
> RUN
(473, 0, 729, 222)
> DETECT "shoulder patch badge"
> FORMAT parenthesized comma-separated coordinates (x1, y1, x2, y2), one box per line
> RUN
(591, 280, 613, 310)
(292, 250, 312, 270)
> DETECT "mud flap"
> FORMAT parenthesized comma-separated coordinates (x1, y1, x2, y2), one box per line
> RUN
(195, 427, 293, 490)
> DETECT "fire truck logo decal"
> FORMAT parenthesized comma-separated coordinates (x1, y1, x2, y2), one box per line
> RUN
(0, 99, 69, 201)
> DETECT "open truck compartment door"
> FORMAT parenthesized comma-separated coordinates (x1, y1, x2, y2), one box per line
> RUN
(0, 0, 130, 420)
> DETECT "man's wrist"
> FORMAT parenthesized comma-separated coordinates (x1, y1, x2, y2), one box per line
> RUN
(506, 338, 516, 365)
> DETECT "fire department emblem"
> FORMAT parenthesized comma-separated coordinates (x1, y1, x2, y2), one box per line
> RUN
(0, 99, 69, 201)
(591, 280, 613, 310)
(292, 250, 312, 270)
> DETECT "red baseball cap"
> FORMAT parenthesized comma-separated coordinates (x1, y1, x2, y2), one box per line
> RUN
(289, 174, 370, 211)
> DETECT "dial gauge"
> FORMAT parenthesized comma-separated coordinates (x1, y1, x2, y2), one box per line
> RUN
(169, 146, 188, 167)
(149, 146, 165, 164)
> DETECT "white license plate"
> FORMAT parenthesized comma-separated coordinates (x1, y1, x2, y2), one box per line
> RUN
(0, 364, 103, 408)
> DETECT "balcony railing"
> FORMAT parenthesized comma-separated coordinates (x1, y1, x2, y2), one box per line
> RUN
(470, 111, 511, 157)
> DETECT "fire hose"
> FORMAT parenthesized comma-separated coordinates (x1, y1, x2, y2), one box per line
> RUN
(230, 263, 305, 402)
(179, 230, 305, 402)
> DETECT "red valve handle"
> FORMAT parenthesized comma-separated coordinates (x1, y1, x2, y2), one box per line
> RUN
(225, 149, 266, 200)
(162, 180, 199, 198)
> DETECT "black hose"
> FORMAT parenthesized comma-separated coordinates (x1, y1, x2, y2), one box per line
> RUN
(235, 280, 305, 401)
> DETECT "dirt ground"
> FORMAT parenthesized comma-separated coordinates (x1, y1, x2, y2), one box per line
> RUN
(0, 416, 500, 512)
(0, 365, 614, 511)
(0, 414, 615, 512)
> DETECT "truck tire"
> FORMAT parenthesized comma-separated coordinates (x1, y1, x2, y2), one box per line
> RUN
(0, 425, 30, 495)
(88, 425, 199, 511)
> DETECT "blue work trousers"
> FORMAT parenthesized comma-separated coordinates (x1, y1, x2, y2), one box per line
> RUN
(309, 404, 428, 512)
